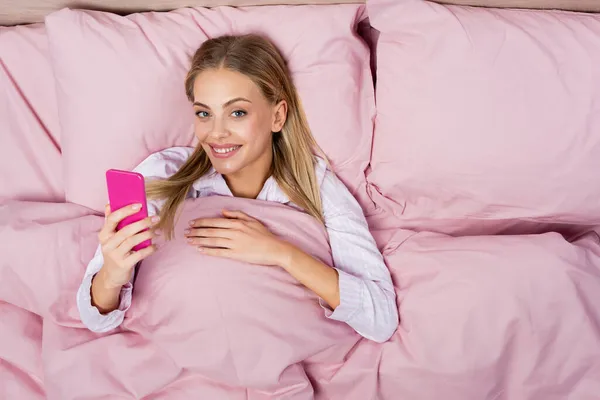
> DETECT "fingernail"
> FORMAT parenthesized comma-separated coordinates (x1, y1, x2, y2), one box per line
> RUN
(132, 204, 141, 210)
(197, 247, 204, 252)
(189, 220, 195, 226)
(153, 229, 162, 236)
(187, 237, 194, 242)
(184, 229, 191, 234)
(151, 216, 161, 223)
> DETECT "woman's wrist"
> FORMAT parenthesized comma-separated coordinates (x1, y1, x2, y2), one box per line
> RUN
(91, 269, 123, 314)
(272, 240, 341, 309)
(272, 240, 298, 269)
(95, 266, 124, 290)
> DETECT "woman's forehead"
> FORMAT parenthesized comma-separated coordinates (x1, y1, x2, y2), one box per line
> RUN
(193, 68, 261, 101)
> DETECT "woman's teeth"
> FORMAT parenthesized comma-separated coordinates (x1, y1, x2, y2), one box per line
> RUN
(213, 146, 240, 154)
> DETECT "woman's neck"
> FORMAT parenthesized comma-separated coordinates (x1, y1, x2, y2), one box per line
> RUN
(223, 151, 273, 199)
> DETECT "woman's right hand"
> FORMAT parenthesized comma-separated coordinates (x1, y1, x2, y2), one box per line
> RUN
(97, 203, 160, 289)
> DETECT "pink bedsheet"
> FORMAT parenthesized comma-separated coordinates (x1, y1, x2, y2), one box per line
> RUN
(1, 199, 599, 399)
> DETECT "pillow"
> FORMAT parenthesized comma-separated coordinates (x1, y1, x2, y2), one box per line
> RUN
(367, 0, 600, 235)
(0, 24, 63, 203)
(45, 5, 375, 212)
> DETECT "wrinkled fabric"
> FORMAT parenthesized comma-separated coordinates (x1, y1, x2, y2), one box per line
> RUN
(2, 200, 599, 399)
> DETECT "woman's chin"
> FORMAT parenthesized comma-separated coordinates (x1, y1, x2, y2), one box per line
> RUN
(210, 159, 243, 176)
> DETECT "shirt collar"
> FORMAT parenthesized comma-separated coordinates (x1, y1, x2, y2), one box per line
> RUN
(190, 157, 327, 205)
(191, 168, 291, 204)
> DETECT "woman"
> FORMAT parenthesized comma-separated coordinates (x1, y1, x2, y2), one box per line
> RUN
(77, 34, 398, 343)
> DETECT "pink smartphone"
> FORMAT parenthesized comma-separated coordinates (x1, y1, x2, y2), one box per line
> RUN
(106, 169, 151, 251)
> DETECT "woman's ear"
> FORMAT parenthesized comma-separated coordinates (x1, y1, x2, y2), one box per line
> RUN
(271, 100, 288, 132)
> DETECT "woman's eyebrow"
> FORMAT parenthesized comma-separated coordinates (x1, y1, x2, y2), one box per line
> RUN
(223, 97, 251, 107)
(193, 97, 252, 109)
(193, 101, 210, 108)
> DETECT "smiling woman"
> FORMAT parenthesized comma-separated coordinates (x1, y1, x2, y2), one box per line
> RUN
(149, 34, 325, 230)
(77, 34, 399, 343)
(191, 68, 284, 197)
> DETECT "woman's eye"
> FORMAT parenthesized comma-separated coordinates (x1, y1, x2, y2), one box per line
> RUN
(231, 110, 247, 118)
(196, 111, 210, 118)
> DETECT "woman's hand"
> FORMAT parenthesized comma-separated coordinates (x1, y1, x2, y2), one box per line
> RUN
(185, 210, 291, 266)
(91, 204, 160, 314)
(97, 204, 160, 289)
(187, 209, 341, 309)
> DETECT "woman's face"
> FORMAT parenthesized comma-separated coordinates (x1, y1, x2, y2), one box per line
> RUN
(192, 68, 287, 177)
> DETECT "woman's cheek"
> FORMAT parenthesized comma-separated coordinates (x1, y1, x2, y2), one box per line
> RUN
(247, 116, 271, 141)
(194, 121, 210, 141)
(231, 118, 256, 142)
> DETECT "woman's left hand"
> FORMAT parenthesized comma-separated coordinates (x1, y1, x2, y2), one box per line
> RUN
(185, 209, 291, 266)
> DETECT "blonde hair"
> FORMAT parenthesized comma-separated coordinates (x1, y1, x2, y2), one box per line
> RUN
(147, 34, 325, 239)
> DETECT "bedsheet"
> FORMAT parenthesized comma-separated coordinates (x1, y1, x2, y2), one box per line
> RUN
(1, 199, 599, 399)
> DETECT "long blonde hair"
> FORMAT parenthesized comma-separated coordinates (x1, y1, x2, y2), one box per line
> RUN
(147, 34, 325, 239)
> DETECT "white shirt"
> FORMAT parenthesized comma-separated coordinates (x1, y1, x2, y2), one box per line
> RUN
(77, 147, 398, 343)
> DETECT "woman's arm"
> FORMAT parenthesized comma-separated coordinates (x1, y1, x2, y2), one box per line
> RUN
(313, 169, 399, 343)
(77, 244, 135, 332)
(275, 242, 341, 309)
(91, 267, 125, 313)
(269, 168, 398, 342)
(187, 210, 341, 310)
(183, 163, 398, 342)
(77, 146, 196, 332)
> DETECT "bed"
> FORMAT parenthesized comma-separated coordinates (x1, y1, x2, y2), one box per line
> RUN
(1, 0, 600, 399)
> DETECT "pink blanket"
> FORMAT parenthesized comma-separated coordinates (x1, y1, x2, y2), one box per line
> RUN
(1, 199, 600, 399)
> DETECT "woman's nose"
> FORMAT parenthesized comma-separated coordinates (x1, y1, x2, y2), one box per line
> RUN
(209, 118, 230, 139)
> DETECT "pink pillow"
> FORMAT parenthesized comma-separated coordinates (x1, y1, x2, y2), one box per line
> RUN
(45, 5, 375, 212)
(0, 24, 63, 203)
(367, 0, 600, 235)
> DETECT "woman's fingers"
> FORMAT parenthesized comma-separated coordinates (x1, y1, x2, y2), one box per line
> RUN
(99, 204, 143, 243)
(187, 212, 266, 238)
(222, 210, 266, 233)
(185, 227, 234, 239)
(112, 216, 159, 244)
(98, 204, 116, 243)
(105, 204, 143, 231)
(103, 217, 157, 252)
(188, 217, 245, 230)
(116, 230, 155, 256)
(222, 209, 256, 222)
(124, 244, 158, 265)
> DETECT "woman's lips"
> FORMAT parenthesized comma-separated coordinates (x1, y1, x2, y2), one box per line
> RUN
(209, 144, 242, 159)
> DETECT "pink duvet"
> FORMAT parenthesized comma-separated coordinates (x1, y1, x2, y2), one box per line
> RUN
(1, 198, 600, 399)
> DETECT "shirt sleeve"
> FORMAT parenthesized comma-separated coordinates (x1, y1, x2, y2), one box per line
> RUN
(76, 146, 196, 333)
(319, 168, 399, 343)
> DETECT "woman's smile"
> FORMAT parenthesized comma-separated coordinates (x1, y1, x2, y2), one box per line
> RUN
(208, 143, 242, 158)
